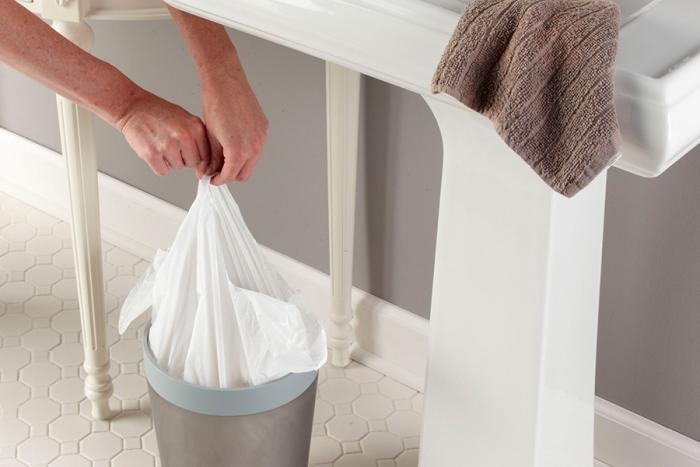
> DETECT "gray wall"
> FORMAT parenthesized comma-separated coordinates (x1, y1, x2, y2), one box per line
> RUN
(598, 158, 700, 441)
(1, 19, 698, 441)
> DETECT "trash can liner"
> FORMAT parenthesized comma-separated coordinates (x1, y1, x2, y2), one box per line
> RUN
(119, 178, 327, 389)
(143, 323, 317, 416)
(144, 324, 319, 467)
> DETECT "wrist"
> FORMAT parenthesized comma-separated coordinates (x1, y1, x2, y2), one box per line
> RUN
(196, 47, 247, 89)
(105, 79, 150, 132)
(63, 61, 148, 132)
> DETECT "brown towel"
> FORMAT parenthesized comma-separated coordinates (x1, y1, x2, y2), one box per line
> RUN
(432, 0, 621, 197)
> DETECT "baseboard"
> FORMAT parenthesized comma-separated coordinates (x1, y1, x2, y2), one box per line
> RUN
(1, 127, 698, 466)
(0, 129, 184, 261)
(596, 398, 700, 467)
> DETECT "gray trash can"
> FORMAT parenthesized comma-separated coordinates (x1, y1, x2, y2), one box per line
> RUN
(142, 324, 318, 467)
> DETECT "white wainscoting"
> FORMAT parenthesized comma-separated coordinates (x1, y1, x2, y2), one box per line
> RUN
(1, 127, 698, 467)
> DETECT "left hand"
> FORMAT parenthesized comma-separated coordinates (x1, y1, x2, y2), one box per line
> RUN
(198, 63, 268, 184)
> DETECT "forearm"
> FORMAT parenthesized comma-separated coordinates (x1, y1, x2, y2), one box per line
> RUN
(0, 0, 143, 128)
(166, 5, 247, 87)
(167, 4, 267, 184)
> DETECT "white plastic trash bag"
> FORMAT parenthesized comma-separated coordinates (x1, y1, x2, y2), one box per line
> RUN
(118, 178, 327, 388)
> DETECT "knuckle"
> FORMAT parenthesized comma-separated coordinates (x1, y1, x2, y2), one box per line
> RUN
(160, 139, 175, 153)
(230, 159, 245, 171)
(171, 129, 187, 143)
(184, 128, 197, 142)
(225, 148, 243, 163)
(142, 147, 157, 161)
(223, 161, 239, 174)
(192, 119, 205, 135)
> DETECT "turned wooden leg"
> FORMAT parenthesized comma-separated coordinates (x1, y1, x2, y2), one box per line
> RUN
(419, 97, 606, 467)
(52, 20, 113, 421)
(325, 62, 361, 367)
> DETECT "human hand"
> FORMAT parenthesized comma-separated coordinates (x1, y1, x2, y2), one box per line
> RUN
(115, 89, 210, 176)
(198, 64, 268, 184)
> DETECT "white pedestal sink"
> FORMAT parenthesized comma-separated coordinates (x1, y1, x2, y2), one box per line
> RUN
(25, 0, 700, 465)
(614, 0, 700, 176)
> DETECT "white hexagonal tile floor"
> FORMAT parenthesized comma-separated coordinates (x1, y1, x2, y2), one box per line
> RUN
(0, 193, 425, 467)
(0, 192, 613, 467)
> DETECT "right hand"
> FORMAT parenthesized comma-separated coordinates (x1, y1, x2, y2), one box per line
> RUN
(115, 90, 210, 176)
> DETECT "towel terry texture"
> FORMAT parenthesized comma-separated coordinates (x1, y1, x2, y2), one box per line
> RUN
(432, 0, 621, 197)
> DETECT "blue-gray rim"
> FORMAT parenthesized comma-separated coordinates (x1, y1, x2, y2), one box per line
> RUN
(142, 323, 318, 416)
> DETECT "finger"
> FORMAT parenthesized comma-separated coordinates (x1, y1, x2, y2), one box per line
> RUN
(180, 143, 199, 169)
(236, 156, 257, 181)
(164, 147, 185, 169)
(193, 124, 211, 174)
(211, 154, 244, 186)
(207, 140, 225, 176)
(196, 139, 212, 179)
(146, 156, 169, 176)
(195, 150, 209, 179)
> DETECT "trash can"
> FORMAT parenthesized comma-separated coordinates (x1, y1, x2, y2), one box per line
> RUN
(142, 324, 318, 467)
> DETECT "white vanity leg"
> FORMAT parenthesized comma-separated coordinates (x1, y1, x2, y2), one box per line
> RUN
(325, 62, 361, 367)
(419, 97, 607, 467)
(51, 20, 113, 421)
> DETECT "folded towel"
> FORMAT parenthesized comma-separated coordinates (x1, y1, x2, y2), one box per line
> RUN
(432, 0, 621, 197)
